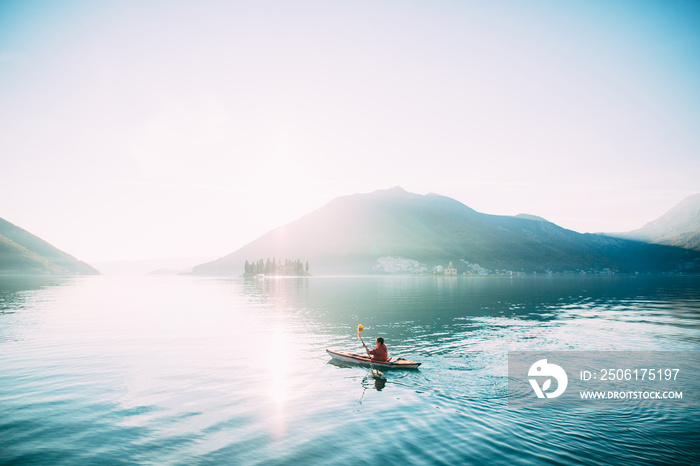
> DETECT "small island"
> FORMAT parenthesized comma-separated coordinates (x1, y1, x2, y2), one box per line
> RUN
(243, 258, 310, 277)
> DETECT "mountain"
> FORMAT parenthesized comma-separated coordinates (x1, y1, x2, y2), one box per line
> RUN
(92, 257, 214, 275)
(0, 218, 99, 275)
(192, 187, 700, 276)
(615, 193, 700, 251)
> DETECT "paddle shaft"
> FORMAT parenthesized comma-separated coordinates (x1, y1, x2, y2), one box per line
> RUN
(359, 334, 370, 356)
(358, 333, 377, 372)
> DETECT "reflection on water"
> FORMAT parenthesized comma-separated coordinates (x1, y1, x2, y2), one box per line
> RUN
(0, 275, 699, 464)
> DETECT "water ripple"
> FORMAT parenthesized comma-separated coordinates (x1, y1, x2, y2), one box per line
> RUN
(1, 275, 699, 464)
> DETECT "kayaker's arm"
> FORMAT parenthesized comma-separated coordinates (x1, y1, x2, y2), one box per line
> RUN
(358, 331, 371, 356)
(362, 341, 371, 356)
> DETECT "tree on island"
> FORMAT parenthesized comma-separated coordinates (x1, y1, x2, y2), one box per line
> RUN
(243, 258, 310, 276)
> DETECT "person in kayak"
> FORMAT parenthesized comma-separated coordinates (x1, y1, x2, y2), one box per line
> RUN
(368, 337, 388, 362)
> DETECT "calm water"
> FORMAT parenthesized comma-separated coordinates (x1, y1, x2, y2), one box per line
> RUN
(1, 275, 699, 465)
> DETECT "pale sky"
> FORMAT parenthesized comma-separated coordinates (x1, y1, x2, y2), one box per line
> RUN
(1, 0, 699, 262)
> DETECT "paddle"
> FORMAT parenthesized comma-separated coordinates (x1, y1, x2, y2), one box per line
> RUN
(358, 324, 385, 380)
(357, 324, 370, 355)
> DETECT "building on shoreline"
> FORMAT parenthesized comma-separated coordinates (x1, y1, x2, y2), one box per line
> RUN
(434, 262, 457, 275)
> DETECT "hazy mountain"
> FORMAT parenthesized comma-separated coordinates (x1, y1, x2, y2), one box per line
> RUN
(92, 257, 215, 275)
(615, 193, 700, 251)
(193, 187, 700, 276)
(0, 218, 99, 275)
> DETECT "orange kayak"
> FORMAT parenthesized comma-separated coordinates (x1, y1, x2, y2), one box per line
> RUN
(326, 349, 421, 369)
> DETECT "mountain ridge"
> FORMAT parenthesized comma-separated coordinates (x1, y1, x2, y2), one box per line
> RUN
(0, 217, 99, 275)
(615, 193, 700, 251)
(193, 187, 700, 276)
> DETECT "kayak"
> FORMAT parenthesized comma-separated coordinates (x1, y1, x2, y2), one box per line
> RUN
(326, 349, 421, 369)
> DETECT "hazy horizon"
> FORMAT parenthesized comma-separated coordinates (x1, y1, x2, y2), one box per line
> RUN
(2, 0, 699, 262)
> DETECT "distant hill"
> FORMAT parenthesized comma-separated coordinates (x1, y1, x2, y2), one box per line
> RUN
(0, 218, 99, 275)
(192, 187, 700, 276)
(92, 257, 214, 275)
(615, 193, 700, 251)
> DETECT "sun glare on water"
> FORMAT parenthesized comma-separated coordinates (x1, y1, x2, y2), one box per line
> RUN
(267, 329, 290, 405)
(265, 328, 293, 440)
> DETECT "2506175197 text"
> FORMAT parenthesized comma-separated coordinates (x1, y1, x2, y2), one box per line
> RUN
(580, 368, 680, 382)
